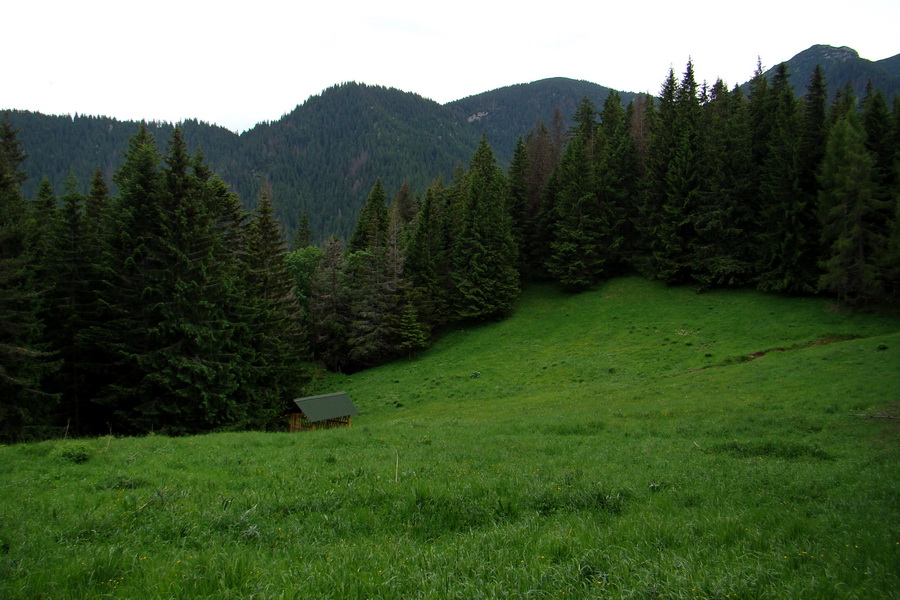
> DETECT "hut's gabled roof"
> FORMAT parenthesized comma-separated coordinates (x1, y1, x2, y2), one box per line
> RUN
(292, 392, 359, 423)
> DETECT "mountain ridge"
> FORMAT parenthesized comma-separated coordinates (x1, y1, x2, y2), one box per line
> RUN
(5, 44, 898, 242)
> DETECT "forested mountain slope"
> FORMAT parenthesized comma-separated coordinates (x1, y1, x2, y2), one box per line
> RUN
(9, 78, 625, 241)
(235, 82, 482, 239)
(2, 113, 243, 199)
(446, 77, 642, 157)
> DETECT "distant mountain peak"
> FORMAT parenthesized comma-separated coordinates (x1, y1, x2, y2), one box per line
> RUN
(802, 44, 860, 62)
(755, 44, 899, 101)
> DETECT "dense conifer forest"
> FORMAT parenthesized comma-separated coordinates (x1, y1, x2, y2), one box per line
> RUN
(1, 48, 899, 442)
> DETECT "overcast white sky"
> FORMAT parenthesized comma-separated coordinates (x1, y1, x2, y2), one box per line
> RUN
(4, 0, 899, 133)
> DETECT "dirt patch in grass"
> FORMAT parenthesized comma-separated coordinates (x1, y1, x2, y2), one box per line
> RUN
(678, 334, 862, 376)
(857, 401, 900, 452)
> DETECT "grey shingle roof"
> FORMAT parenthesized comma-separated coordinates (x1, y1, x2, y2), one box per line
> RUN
(292, 392, 359, 422)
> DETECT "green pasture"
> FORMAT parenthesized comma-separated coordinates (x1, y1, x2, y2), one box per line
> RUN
(1, 278, 898, 599)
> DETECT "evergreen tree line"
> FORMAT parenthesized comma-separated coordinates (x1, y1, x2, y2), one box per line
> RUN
(294, 61, 899, 373)
(2, 60, 898, 441)
(529, 60, 899, 301)
(1, 121, 307, 441)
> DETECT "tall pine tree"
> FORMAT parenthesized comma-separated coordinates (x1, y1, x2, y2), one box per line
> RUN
(348, 179, 389, 253)
(692, 80, 756, 287)
(596, 90, 639, 269)
(308, 236, 351, 371)
(651, 61, 704, 284)
(637, 69, 678, 278)
(757, 63, 819, 293)
(818, 113, 886, 306)
(451, 135, 519, 320)
(404, 182, 452, 331)
(545, 98, 610, 289)
(242, 182, 307, 419)
(0, 114, 57, 441)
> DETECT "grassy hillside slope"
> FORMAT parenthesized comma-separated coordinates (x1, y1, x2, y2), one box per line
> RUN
(2, 278, 898, 599)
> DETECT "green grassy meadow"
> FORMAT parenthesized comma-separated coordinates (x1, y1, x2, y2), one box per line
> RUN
(1, 277, 898, 599)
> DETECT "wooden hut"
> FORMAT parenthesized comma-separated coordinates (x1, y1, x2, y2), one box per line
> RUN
(286, 392, 359, 432)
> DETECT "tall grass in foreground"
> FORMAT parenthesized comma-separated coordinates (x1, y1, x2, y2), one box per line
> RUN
(1, 278, 898, 599)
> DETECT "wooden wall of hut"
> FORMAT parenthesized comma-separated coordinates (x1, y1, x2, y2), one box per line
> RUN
(288, 413, 352, 432)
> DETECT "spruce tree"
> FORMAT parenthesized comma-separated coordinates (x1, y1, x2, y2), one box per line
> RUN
(205, 172, 272, 425)
(692, 81, 755, 287)
(628, 94, 652, 178)
(521, 121, 561, 278)
(507, 137, 530, 271)
(651, 61, 704, 284)
(85, 168, 111, 229)
(348, 179, 389, 253)
(308, 236, 351, 371)
(346, 208, 419, 368)
(818, 113, 886, 305)
(345, 247, 391, 368)
(596, 90, 639, 268)
(151, 129, 256, 431)
(638, 69, 678, 278)
(394, 302, 428, 355)
(404, 183, 452, 330)
(293, 210, 312, 249)
(35, 177, 55, 210)
(546, 95, 625, 289)
(383, 211, 424, 355)
(798, 66, 828, 200)
(451, 136, 519, 320)
(32, 177, 59, 267)
(91, 124, 170, 431)
(861, 84, 896, 200)
(881, 96, 900, 297)
(343, 178, 423, 367)
(570, 97, 598, 141)
(890, 96, 900, 169)
(757, 64, 819, 293)
(828, 82, 857, 126)
(43, 173, 91, 433)
(443, 165, 468, 249)
(0, 114, 57, 441)
(860, 84, 897, 299)
(532, 169, 563, 280)
(243, 182, 307, 420)
(549, 106, 568, 167)
(545, 128, 607, 289)
(71, 168, 113, 431)
(285, 244, 324, 309)
(746, 58, 774, 169)
(391, 182, 418, 228)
